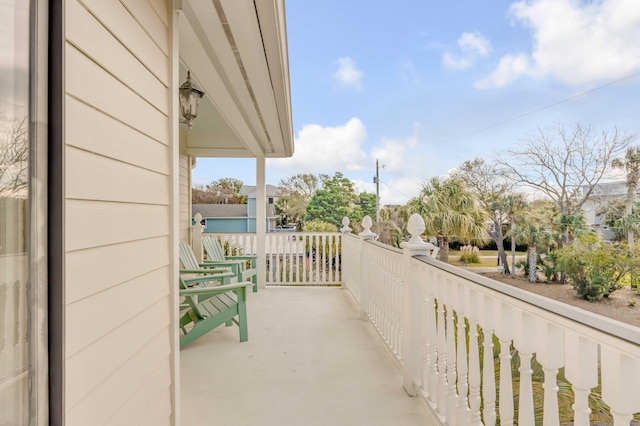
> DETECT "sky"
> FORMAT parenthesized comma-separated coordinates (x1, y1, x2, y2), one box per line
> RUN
(194, 0, 640, 205)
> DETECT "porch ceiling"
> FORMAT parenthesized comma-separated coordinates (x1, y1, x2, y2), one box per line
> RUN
(178, 0, 293, 159)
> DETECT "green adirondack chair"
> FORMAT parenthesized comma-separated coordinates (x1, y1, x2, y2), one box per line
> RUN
(179, 240, 241, 283)
(179, 272, 250, 348)
(202, 236, 258, 292)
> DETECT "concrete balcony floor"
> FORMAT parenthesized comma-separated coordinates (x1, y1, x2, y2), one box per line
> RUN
(180, 287, 437, 425)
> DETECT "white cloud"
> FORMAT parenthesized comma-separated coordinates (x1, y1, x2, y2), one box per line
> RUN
(332, 57, 363, 90)
(458, 32, 492, 56)
(443, 32, 492, 71)
(371, 136, 419, 173)
(442, 52, 472, 71)
(475, 54, 530, 88)
(399, 58, 422, 84)
(269, 118, 368, 174)
(481, 0, 640, 87)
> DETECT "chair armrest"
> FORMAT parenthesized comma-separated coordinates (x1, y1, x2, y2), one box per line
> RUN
(225, 255, 258, 261)
(179, 281, 252, 296)
(200, 260, 245, 266)
(180, 269, 233, 276)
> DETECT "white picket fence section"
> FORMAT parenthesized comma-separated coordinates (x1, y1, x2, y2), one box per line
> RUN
(0, 253, 28, 425)
(207, 232, 343, 286)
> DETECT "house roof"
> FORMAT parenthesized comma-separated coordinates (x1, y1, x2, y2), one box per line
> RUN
(239, 184, 282, 197)
(179, 2, 293, 159)
(193, 204, 248, 218)
(193, 203, 278, 218)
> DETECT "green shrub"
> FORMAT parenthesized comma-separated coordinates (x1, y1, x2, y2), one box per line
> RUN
(515, 260, 529, 276)
(538, 250, 559, 282)
(460, 252, 480, 264)
(459, 245, 480, 264)
(558, 234, 631, 301)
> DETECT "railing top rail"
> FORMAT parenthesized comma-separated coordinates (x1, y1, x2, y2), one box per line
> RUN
(207, 232, 344, 236)
(367, 238, 402, 254)
(415, 254, 640, 347)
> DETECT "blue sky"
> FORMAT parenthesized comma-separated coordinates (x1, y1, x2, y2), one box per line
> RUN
(194, 0, 640, 205)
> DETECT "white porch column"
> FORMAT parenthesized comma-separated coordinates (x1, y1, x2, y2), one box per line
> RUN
(256, 156, 267, 289)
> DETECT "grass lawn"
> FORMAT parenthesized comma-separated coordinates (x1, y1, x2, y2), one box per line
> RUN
(448, 249, 527, 268)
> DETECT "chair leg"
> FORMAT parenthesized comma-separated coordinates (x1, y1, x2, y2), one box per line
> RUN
(237, 293, 248, 342)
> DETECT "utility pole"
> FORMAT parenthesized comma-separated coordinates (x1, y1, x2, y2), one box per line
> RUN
(374, 159, 380, 234)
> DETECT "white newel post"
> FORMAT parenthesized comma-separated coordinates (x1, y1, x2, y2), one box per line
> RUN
(192, 213, 204, 262)
(401, 214, 436, 396)
(358, 215, 377, 321)
(340, 216, 352, 234)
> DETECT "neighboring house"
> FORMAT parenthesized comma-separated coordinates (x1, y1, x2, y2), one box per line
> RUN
(192, 202, 278, 233)
(1, 2, 293, 425)
(582, 181, 639, 240)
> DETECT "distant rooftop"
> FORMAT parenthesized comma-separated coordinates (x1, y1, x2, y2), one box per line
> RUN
(193, 203, 277, 218)
(239, 185, 283, 198)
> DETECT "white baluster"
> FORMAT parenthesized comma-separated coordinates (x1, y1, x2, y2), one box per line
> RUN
(427, 271, 440, 407)
(437, 280, 448, 417)
(564, 332, 598, 426)
(446, 280, 459, 425)
(467, 288, 482, 426)
(513, 311, 535, 425)
(536, 320, 564, 426)
(495, 303, 514, 426)
(600, 346, 640, 425)
(456, 282, 470, 426)
(420, 268, 430, 393)
(481, 295, 496, 426)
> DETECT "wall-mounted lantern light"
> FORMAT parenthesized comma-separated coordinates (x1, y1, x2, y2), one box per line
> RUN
(179, 71, 204, 129)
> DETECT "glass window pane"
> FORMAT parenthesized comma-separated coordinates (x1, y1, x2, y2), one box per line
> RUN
(0, 0, 31, 424)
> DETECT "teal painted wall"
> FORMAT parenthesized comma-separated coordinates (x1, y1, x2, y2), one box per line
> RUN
(204, 218, 247, 233)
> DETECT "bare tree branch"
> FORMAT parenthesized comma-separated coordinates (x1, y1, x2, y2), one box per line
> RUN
(497, 123, 633, 218)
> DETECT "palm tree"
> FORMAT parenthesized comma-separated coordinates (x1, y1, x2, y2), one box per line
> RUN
(514, 224, 550, 283)
(612, 146, 640, 247)
(408, 177, 489, 262)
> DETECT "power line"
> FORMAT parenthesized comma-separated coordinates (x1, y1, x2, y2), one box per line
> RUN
(434, 70, 640, 145)
(379, 180, 415, 203)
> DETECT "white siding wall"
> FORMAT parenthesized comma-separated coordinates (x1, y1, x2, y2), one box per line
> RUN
(178, 134, 191, 242)
(64, 0, 174, 424)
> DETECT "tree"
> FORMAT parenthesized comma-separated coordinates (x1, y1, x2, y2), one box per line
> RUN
(275, 173, 325, 229)
(0, 115, 28, 198)
(278, 173, 324, 203)
(191, 178, 246, 204)
(498, 123, 632, 247)
(453, 158, 524, 274)
(304, 172, 359, 227)
(351, 192, 377, 224)
(612, 146, 640, 247)
(514, 224, 551, 283)
(408, 176, 489, 262)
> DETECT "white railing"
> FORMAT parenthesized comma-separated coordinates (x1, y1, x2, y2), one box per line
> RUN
(0, 253, 28, 425)
(207, 232, 343, 286)
(200, 214, 640, 424)
(343, 214, 640, 425)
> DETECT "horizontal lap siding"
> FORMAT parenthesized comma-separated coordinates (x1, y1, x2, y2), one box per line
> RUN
(64, 0, 173, 424)
(179, 154, 190, 242)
